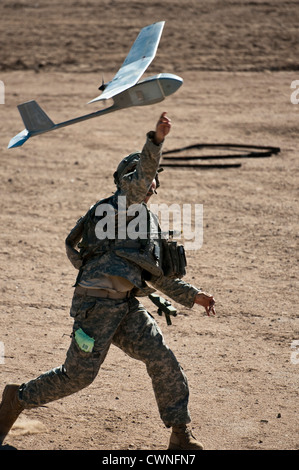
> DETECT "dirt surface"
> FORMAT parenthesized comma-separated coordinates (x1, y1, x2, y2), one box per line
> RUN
(0, 0, 298, 451)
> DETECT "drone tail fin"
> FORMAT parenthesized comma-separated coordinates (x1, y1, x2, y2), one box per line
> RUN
(18, 100, 55, 132)
(8, 100, 55, 148)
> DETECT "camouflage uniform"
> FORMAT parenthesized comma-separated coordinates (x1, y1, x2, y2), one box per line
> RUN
(18, 131, 200, 428)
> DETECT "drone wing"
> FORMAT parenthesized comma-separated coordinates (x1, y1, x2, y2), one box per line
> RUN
(89, 21, 165, 103)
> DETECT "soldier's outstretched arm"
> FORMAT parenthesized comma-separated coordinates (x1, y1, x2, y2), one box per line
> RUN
(150, 275, 199, 308)
(119, 112, 171, 206)
(151, 275, 216, 315)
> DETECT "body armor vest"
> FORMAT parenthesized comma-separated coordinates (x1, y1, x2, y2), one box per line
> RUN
(78, 194, 164, 278)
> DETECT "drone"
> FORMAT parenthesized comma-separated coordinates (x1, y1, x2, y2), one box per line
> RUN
(8, 21, 183, 149)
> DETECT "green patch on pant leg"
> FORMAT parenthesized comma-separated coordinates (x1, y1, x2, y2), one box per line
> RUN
(74, 328, 95, 353)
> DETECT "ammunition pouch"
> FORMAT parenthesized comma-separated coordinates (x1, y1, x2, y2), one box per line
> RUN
(162, 239, 187, 279)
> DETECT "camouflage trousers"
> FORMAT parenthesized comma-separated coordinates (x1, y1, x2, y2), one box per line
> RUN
(19, 293, 191, 427)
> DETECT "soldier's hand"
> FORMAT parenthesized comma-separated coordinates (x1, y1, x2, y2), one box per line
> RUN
(194, 292, 216, 316)
(154, 112, 171, 145)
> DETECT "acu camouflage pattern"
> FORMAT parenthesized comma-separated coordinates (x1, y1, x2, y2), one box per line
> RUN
(65, 131, 199, 305)
(19, 130, 200, 427)
(76, 196, 164, 290)
(20, 293, 191, 427)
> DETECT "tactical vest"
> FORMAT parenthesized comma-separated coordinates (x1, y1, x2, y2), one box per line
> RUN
(78, 194, 164, 278)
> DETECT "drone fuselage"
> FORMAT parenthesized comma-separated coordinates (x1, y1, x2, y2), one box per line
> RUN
(113, 73, 183, 109)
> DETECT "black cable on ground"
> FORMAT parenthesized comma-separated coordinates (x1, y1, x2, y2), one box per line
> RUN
(161, 143, 280, 169)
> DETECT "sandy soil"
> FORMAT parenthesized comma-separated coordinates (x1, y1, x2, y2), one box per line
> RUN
(0, 0, 298, 451)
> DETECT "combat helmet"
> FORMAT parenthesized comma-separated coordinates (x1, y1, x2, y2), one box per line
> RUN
(113, 152, 141, 187)
(113, 152, 163, 189)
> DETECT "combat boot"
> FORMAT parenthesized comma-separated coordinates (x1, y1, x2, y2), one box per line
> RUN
(168, 424, 204, 450)
(0, 384, 24, 444)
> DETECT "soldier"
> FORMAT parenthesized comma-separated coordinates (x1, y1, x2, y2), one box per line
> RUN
(0, 112, 215, 450)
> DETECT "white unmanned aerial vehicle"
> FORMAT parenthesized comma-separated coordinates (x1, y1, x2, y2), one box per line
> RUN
(8, 21, 182, 149)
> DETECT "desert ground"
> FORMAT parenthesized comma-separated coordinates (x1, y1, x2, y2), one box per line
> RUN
(0, 0, 298, 451)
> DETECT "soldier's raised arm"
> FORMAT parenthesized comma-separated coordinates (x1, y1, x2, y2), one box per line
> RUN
(115, 113, 171, 206)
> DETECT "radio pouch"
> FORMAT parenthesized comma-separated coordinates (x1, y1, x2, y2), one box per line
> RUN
(162, 239, 187, 279)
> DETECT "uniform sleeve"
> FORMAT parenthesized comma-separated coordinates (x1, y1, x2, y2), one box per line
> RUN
(119, 131, 163, 206)
(65, 215, 86, 269)
(150, 275, 200, 308)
